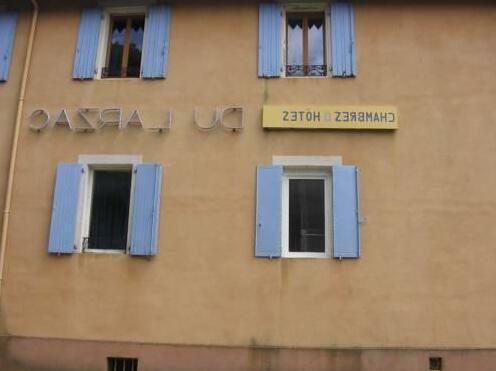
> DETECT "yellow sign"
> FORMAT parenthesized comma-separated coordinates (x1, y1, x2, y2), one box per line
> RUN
(262, 105, 398, 130)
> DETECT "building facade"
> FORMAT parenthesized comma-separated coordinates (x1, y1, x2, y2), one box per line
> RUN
(0, 0, 496, 370)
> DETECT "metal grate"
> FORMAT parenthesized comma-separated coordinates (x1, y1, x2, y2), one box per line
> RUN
(286, 65, 327, 77)
(107, 357, 138, 371)
(429, 357, 443, 370)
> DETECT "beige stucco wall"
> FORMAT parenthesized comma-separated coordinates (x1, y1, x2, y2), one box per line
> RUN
(1, 1, 496, 351)
(0, 2, 31, 337)
(0, 7, 29, 241)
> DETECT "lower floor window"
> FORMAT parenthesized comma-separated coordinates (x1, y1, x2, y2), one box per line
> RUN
(87, 169, 132, 251)
(255, 159, 360, 259)
(282, 169, 331, 258)
(47, 157, 163, 256)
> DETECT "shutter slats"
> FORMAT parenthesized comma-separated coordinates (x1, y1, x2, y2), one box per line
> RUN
(332, 165, 360, 258)
(258, 3, 282, 78)
(48, 164, 83, 254)
(255, 165, 282, 258)
(0, 11, 18, 82)
(141, 5, 171, 79)
(330, 1, 356, 77)
(130, 164, 163, 256)
(72, 8, 102, 80)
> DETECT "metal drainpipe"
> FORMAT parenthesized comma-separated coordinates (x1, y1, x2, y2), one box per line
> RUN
(0, 0, 39, 298)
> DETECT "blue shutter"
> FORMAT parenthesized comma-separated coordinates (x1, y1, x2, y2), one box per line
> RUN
(330, 1, 356, 77)
(141, 5, 171, 79)
(130, 164, 162, 256)
(258, 3, 282, 78)
(48, 164, 83, 254)
(0, 11, 18, 82)
(332, 166, 360, 258)
(72, 8, 102, 80)
(255, 165, 282, 258)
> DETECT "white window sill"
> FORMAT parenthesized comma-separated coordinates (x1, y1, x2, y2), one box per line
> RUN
(83, 249, 127, 255)
(281, 75, 330, 79)
(282, 253, 331, 259)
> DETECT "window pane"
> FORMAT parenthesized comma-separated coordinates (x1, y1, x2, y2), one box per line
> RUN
(308, 17, 324, 66)
(289, 179, 325, 253)
(88, 170, 132, 250)
(107, 18, 126, 77)
(287, 17, 303, 67)
(127, 16, 145, 77)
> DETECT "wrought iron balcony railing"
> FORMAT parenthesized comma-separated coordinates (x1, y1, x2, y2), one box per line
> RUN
(286, 65, 327, 77)
(101, 66, 140, 78)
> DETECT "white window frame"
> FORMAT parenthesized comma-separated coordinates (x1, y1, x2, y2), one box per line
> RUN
(281, 168, 331, 258)
(94, 6, 148, 80)
(76, 155, 142, 254)
(281, 3, 331, 78)
(274, 156, 342, 259)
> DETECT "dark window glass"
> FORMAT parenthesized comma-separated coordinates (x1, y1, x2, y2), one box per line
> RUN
(104, 15, 145, 78)
(286, 12, 326, 77)
(107, 18, 126, 77)
(88, 170, 132, 250)
(288, 179, 325, 253)
(127, 17, 145, 77)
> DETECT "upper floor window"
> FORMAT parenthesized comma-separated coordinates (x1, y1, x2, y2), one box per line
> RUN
(72, 5, 171, 80)
(258, 2, 356, 78)
(286, 12, 326, 77)
(103, 14, 145, 78)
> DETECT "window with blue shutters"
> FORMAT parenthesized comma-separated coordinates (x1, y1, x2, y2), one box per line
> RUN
(255, 162, 360, 259)
(258, 1, 356, 78)
(73, 5, 171, 80)
(47, 156, 162, 257)
(0, 11, 18, 82)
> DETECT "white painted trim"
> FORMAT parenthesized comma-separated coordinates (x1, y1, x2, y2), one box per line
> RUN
(280, 7, 286, 77)
(99, 0, 155, 7)
(284, 3, 327, 12)
(281, 169, 331, 259)
(325, 6, 332, 74)
(79, 154, 142, 165)
(273, 155, 342, 167)
(76, 155, 142, 254)
(104, 6, 147, 15)
(94, 12, 110, 80)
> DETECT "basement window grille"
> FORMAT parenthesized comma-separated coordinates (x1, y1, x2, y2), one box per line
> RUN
(107, 357, 138, 371)
(429, 356, 443, 370)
